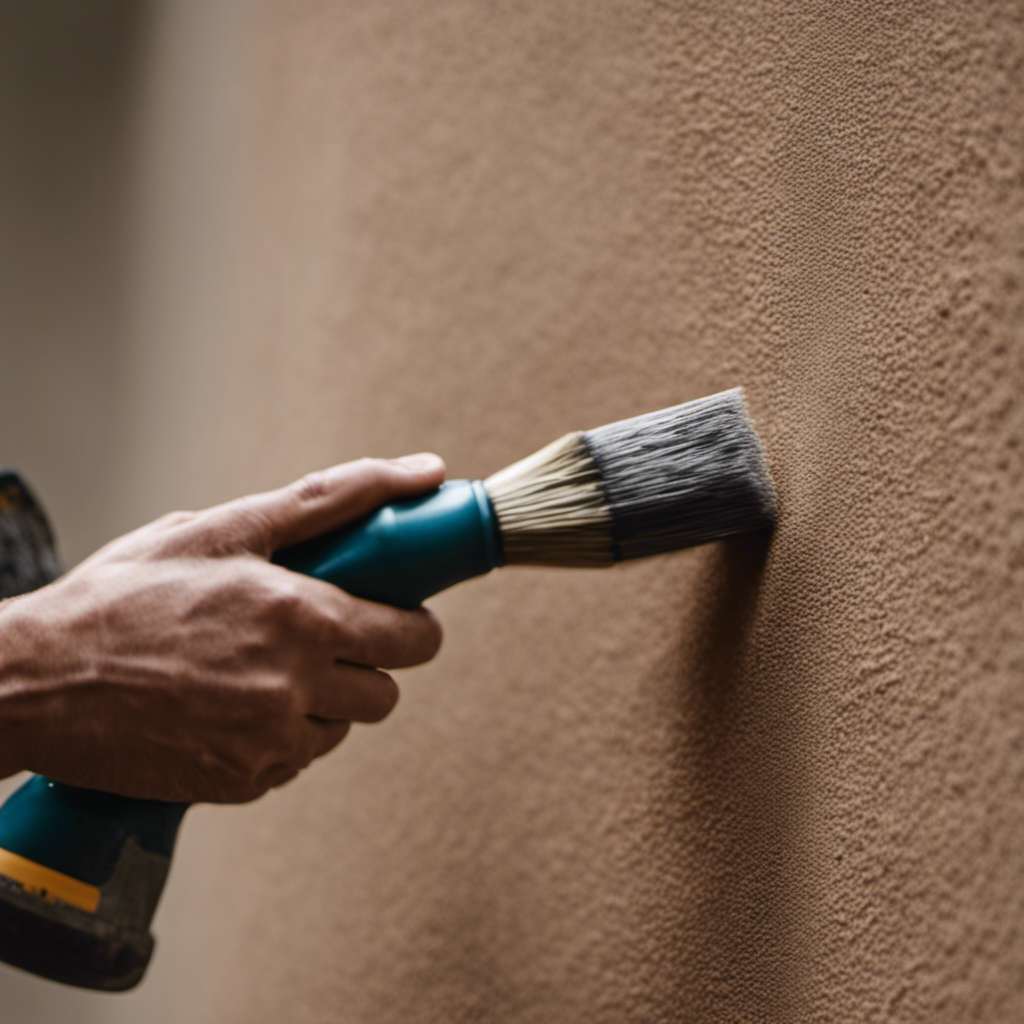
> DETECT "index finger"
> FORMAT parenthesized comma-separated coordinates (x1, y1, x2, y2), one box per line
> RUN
(201, 454, 446, 555)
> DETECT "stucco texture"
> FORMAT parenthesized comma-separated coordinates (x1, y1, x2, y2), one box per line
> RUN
(176, 1, 1023, 1022)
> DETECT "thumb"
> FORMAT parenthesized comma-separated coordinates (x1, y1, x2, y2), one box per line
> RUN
(207, 454, 446, 556)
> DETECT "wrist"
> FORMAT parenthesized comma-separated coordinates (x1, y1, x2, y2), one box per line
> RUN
(0, 591, 61, 779)
(0, 597, 31, 777)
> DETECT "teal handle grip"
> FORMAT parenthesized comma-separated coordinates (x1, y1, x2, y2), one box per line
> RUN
(0, 479, 501, 990)
(272, 479, 502, 607)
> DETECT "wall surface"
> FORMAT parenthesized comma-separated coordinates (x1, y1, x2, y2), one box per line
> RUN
(186, 2, 1024, 1022)
(3, 1, 1024, 1022)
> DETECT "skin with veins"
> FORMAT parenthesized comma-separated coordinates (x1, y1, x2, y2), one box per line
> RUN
(0, 456, 445, 803)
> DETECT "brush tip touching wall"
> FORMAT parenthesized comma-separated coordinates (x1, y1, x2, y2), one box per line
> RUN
(584, 388, 777, 560)
(485, 388, 776, 568)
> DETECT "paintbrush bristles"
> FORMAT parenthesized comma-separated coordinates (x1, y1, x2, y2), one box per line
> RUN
(483, 432, 614, 567)
(483, 389, 776, 568)
(584, 388, 777, 560)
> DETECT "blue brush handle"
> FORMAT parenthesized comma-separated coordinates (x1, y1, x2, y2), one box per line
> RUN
(271, 478, 501, 607)
(0, 481, 501, 987)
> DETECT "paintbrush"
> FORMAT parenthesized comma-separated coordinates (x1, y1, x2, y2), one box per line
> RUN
(486, 386, 775, 565)
(275, 387, 777, 604)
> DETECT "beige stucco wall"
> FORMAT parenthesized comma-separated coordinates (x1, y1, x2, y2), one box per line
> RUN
(195, 2, 1024, 1021)
(2, 1, 1023, 1021)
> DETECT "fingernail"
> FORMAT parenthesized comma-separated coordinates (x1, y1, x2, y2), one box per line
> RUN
(395, 453, 444, 472)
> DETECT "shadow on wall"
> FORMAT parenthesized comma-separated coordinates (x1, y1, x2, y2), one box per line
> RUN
(658, 528, 810, 1021)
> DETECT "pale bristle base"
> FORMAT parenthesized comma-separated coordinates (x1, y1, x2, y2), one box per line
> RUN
(483, 433, 614, 567)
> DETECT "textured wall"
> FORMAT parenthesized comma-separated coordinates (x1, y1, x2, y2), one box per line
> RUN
(7, 0, 1021, 1021)
(178, 2, 1024, 1022)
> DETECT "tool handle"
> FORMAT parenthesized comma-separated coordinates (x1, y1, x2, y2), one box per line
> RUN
(272, 478, 501, 604)
(0, 480, 500, 990)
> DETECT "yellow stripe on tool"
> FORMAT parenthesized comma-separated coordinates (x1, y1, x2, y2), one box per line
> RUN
(0, 846, 100, 913)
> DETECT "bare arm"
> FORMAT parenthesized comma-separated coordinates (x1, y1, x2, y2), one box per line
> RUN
(0, 454, 445, 803)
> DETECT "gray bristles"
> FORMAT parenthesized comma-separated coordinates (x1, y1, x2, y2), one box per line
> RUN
(484, 388, 777, 568)
(583, 388, 777, 560)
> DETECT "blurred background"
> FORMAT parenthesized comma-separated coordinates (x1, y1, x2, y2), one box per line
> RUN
(0, 1, 250, 1019)
(0, 0, 248, 562)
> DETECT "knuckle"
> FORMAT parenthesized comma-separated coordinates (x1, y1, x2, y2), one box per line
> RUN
(307, 601, 345, 644)
(260, 676, 304, 722)
(215, 560, 271, 614)
(156, 509, 195, 530)
(353, 458, 391, 498)
(292, 470, 330, 504)
(261, 577, 308, 628)
(225, 504, 276, 554)
(273, 578, 305, 613)
(235, 633, 277, 669)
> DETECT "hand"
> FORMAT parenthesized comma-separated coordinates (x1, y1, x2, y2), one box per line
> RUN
(0, 455, 445, 802)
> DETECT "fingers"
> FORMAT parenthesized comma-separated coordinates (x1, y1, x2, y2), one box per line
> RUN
(302, 663, 400, 723)
(251, 718, 352, 795)
(306, 718, 353, 757)
(260, 568, 444, 670)
(208, 566, 439, 799)
(200, 454, 446, 555)
(323, 590, 444, 670)
(283, 577, 439, 714)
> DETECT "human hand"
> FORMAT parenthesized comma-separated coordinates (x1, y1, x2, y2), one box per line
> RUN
(0, 455, 445, 802)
